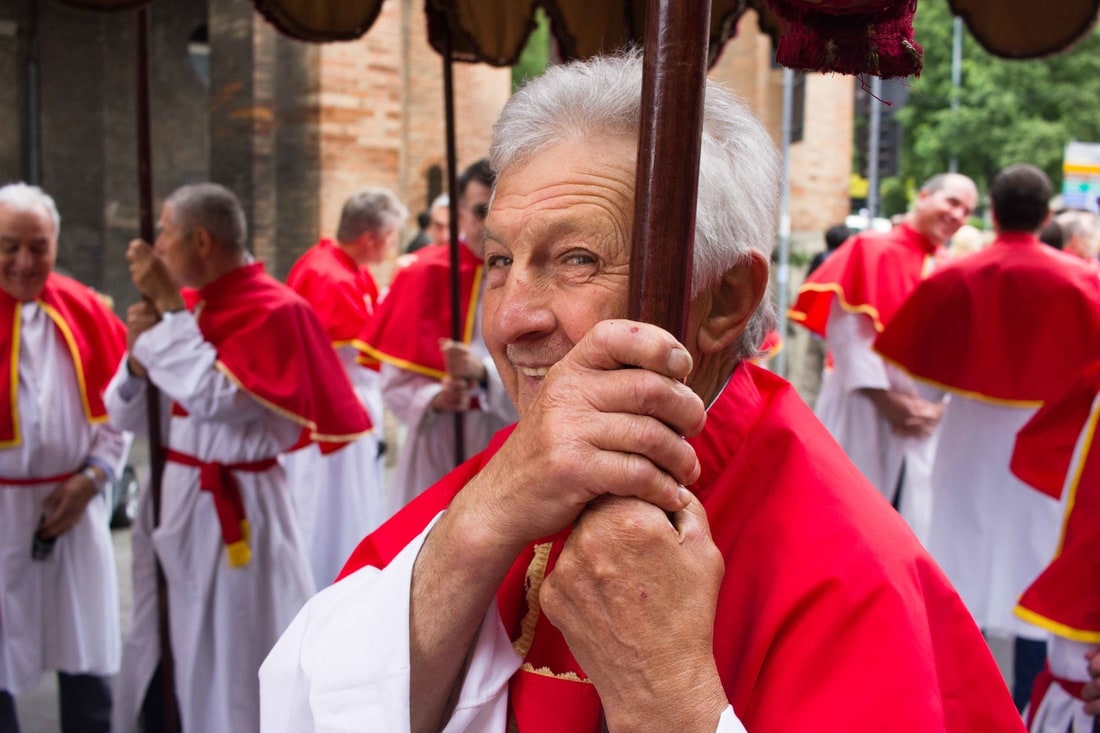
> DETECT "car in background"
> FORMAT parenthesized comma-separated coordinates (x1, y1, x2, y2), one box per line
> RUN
(109, 464, 140, 529)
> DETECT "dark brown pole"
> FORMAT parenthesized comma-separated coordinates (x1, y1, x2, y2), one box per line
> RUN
(440, 23, 466, 465)
(135, 7, 179, 732)
(627, 0, 712, 338)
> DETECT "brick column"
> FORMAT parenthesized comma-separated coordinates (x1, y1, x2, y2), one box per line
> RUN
(208, 0, 277, 265)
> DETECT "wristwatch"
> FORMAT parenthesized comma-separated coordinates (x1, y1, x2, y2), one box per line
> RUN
(81, 466, 107, 494)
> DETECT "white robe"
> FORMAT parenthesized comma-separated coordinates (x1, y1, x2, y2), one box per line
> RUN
(0, 302, 128, 694)
(927, 395, 1062, 639)
(259, 516, 747, 733)
(283, 345, 386, 586)
(381, 306, 516, 519)
(105, 311, 314, 733)
(813, 304, 937, 543)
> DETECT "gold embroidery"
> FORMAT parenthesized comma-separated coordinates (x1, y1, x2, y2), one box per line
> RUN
(512, 542, 552, 659)
(518, 663, 591, 684)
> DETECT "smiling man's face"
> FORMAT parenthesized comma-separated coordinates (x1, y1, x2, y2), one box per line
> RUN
(0, 203, 57, 302)
(482, 135, 638, 415)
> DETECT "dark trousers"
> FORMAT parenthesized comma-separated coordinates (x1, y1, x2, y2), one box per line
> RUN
(1013, 636, 1047, 712)
(0, 689, 17, 733)
(140, 662, 181, 733)
(0, 673, 111, 733)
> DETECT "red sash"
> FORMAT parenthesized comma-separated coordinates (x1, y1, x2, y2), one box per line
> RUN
(183, 262, 371, 453)
(165, 448, 277, 568)
(361, 242, 481, 379)
(0, 272, 126, 448)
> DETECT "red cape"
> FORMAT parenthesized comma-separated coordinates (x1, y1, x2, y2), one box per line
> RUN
(185, 262, 370, 453)
(875, 232, 1100, 406)
(0, 272, 126, 448)
(361, 242, 481, 379)
(1014, 362, 1100, 640)
(339, 363, 1021, 731)
(286, 239, 381, 369)
(788, 223, 941, 336)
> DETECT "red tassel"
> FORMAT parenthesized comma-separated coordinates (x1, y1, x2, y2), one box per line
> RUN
(770, 0, 923, 78)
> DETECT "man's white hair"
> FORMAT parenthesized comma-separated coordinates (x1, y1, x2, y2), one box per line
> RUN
(0, 182, 61, 237)
(489, 51, 780, 359)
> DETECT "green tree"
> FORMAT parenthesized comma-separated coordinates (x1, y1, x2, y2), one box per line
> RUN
(511, 9, 551, 92)
(899, 0, 1100, 194)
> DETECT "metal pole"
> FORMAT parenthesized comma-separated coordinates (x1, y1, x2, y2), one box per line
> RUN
(867, 76, 882, 221)
(135, 8, 178, 731)
(774, 67, 794, 378)
(949, 16, 963, 173)
(21, 1, 41, 185)
(440, 24, 465, 465)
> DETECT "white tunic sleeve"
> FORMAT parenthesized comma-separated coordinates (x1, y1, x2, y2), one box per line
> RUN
(717, 706, 747, 733)
(130, 310, 273, 423)
(825, 304, 890, 393)
(380, 363, 442, 430)
(260, 513, 522, 733)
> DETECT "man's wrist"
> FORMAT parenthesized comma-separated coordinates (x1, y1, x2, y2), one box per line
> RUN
(80, 466, 108, 494)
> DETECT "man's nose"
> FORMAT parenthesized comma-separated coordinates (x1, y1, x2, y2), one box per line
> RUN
(12, 247, 35, 268)
(492, 273, 554, 340)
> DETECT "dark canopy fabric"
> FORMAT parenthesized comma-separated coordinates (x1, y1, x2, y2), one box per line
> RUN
(949, 0, 1098, 58)
(245, 0, 921, 78)
(420, 0, 780, 69)
(52, 0, 1100, 63)
(52, 0, 151, 9)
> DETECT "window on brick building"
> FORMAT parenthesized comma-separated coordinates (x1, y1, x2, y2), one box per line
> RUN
(427, 165, 443, 208)
(188, 24, 210, 89)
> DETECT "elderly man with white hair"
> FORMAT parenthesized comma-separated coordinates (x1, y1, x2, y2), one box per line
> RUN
(0, 183, 129, 733)
(260, 53, 1022, 732)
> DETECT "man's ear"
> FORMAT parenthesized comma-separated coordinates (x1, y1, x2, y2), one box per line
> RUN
(696, 250, 769, 355)
(193, 226, 215, 257)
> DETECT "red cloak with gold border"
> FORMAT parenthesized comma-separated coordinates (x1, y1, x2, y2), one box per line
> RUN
(0, 272, 125, 448)
(183, 262, 370, 453)
(1013, 362, 1100, 641)
(360, 242, 481, 380)
(286, 238, 381, 369)
(788, 223, 942, 337)
(874, 233, 1100, 407)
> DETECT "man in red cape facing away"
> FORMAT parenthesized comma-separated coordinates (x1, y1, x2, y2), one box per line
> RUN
(875, 163, 1100, 710)
(0, 183, 130, 733)
(285, 188, 407, 585)
(105, 183, 370, 733)
(788, 172, 977, 544)
(361, 159, 517, 520)
(261, 53, 1022, 732)
(1010, 362, 1100, 731)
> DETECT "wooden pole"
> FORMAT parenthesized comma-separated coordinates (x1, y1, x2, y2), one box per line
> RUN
(628, 0, 712, 338)
(135, 7, 178, 731)
(440, 24, 466, 465)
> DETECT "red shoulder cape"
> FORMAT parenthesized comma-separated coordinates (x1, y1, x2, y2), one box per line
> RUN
(361, 242, 481, 379)
(286, 239, 381, 369)
(788, 223, 940, 336)
(187, 262, 370, 453)
(0, 272, 126, 448)
(1014, 363, 1100, 640)
(339, 363, 1021, 731)
(875, 233, 1100, 406)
